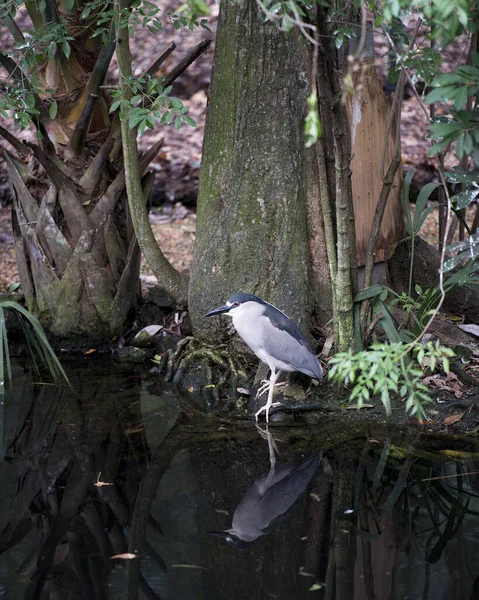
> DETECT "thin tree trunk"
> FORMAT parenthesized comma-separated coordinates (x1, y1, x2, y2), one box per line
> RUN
(115, 0, 188, 306)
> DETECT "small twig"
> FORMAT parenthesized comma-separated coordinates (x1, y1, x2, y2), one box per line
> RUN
(422, 471, 479, 482)
(161, 39, 211, 89)
(365, 312, 383, 344)
(65, 93, 99, 157)
(145, 42, 176, 77)
(255, 0, 318, 45)
(0, 125, 31, 157)
(353, 0, 368, 59)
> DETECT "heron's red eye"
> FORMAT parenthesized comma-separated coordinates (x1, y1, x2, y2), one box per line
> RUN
(234, 302, 240, 306)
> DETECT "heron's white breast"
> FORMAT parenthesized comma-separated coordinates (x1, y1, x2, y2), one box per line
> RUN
(231, 302, 266, 353)
(231, 302, 295, 372)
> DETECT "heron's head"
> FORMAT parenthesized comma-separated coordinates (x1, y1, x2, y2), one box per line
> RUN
(206, 530, 254, 549)
(203, 292, 264, 319)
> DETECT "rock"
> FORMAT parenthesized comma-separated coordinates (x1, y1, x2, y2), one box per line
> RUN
(117, 346, 148, 363)
(131, 325, 164, 348)
(145, 286, 176, 309)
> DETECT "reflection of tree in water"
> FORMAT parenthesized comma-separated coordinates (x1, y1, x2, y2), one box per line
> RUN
(3, 366, 479, 600)
(0, 360, 152, 599)
(317, 436, 479, 600)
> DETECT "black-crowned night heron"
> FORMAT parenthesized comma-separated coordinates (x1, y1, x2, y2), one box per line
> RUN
(204, 292, 323, 422)
(208, 450, 323, 547)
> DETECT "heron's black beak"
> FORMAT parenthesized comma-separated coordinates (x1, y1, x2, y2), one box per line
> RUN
(203, 305, 231, 318)
(205, 530, 231, 538)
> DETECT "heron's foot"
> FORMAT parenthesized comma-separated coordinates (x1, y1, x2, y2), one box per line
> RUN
(256, 380, 287, 399)
(255, 402, 282, 423)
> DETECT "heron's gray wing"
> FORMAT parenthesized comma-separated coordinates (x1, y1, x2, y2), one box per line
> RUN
(260, 313, 323, 379)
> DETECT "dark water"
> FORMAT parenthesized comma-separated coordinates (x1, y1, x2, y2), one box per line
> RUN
(1, 358, 479, 600)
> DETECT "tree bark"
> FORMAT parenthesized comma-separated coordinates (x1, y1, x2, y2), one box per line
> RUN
(116, 0, 188, 307)
(189, 0, 327, 343)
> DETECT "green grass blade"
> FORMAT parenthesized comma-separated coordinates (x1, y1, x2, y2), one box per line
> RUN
(0, 301, 70, 388)
(354, 285, 389, 302)
(373, 300, 401, 343)
(413, 182, 441, 232)
(354, 302, 363, 351)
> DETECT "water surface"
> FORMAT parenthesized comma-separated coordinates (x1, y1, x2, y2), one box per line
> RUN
(1, 358, 478, 599)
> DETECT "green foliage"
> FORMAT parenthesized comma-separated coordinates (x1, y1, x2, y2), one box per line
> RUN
(0, 301, 70, 395)
(329, 341, 454, 421)
(390, 284, 425, 314)
(444, 231, 479, 272)
(12, 21, 74, 65)
(402, 170, 440, 238)
(375, 2, 479, 237)
(80, 0, 210, 43)
(110, 75, 197, 135)
(373, 0, 474, 45)
(0, 85, 40, 130)
(355, 260, 479, 341)
(0, 0, 209, 131)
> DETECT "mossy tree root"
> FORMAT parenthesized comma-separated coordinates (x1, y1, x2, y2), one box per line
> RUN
(157, 337, 248, 408)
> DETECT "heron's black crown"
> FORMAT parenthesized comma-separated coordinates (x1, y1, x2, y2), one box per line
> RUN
(228, 292, 265, 305)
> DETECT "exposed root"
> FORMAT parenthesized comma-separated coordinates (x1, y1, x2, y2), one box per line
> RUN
(154, 336, 248, 408)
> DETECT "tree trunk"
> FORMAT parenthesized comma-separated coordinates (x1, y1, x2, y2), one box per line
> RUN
(8, 145, 145, 341)
(189, 0, 330, 343)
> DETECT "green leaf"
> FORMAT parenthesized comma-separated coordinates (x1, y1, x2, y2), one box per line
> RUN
(170, 96, 183, 111)
(464, 132, 474, 155)
(49, 100, 58, 120)
(432, 73, 467, 85)
(456, 133, 465, 160)
(451, 189, 479, 210)
(456, 65, 479, 79)
(187, 0, 210, 17)
(454, 86, 468, 110)
(109, 100, 121, 113)
(63, 41, 71, 59)
(174, 115, 181, 130)
(414, 203, 439, 233)
(374, 301, 401, 343)
(354, 285, 389, 302)
(428, 136, 455, 156)
(160, 111, 172, 125)
(128, 111, 146, 128)
(429, 122, 462, 139)
(137, 119, 147, 136)
(182, 115, 197, 127)
(413, 182, 441, 230)
(425, 86, 457, 105)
